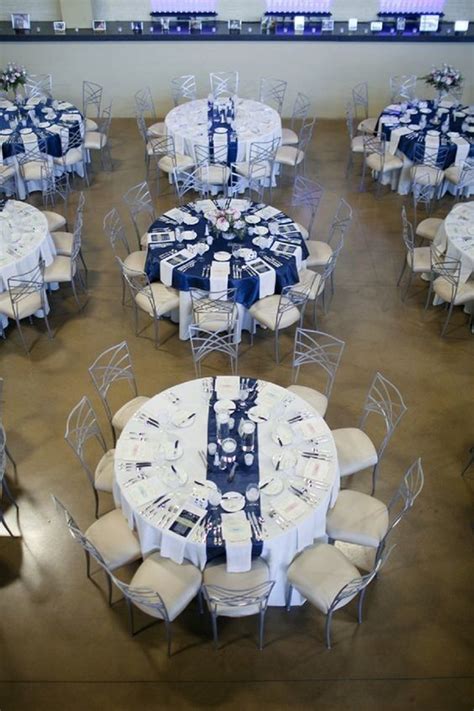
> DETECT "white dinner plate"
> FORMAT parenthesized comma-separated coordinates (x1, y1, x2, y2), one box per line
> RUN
(253, 226, 269, 236)
(163, 467, 188, 488)
(248, 405, 270, 423)
(171, 409, 197, 428)
(271, 423, 294, 446)
(408, 124, 421, 131)
(220, 492, 245, 513)
(164, 439, 183, 461)
(214, 251, 231, 262)
(183, 215, 199, 225)
(447, 132, 460, 139)
(182, 230, 197, 241)
(214, 399, 236, 414)
(259, 477, 284, 496)
(427, 130, 440, 136)
(245, 215, 261, 225)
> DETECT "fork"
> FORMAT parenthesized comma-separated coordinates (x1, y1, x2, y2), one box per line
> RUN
(268, 508, 291, 530)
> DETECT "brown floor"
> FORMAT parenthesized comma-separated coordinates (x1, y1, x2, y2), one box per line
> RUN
(0, 119, 473, 711)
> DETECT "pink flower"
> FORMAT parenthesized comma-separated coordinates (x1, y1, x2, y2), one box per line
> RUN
(216, 217, 230, 232)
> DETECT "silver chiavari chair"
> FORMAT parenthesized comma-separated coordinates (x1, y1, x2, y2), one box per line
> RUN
(134, 86, 165, 138)
(287, 328, 346, 418)
(345, 101, 365, 176)
(0, 260, 53, 354)
(64, 396, 115, 518)
(298, 235, 344, 322)
(0, 379, 18, 482)
(53, 124, 89, 191)
(389, 74, 417, 103)
(275, 117, 315, 180)
(190, 287, 238, 333)
(148, 134, 194, 195)
(444, 158, 474, 201)
(172, 165, 213, 204)
(43, 215, 87, 310)
(232, 136, 280, 202)
(352, 81, 377, 135)
(410, 143, 449, 198)
(24, 73, 53, 100)
(171, 74, 197, 106)
(210, 71, 239, 98)
(103, 209, 146, 304)
(83, 80, 103, 132)
(14, 134, 51, 198)
(84, 102, 113, 171)
(194, 143, 231, 194)
(0, 158, 17, 198)
(122, 181, 157, 249)
(397, 205, 432, 300)
(360, 134, 403, 196)
(281, 92, 311, 146)
(188, 321, 239, 376)
(425, 255, 474, 337)
(291, 175, 324, 240)
(259, 77, 287, 114)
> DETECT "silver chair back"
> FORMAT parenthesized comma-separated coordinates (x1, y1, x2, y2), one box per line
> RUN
(88, 341, 139, 424)
(171, 74, 197, 105)
(189, 322, 239, 376)
(292, 328, 345, 400)
(25, 73, 52, 100)
(359, 372, 408, 462)
(259, 77, 287, 114)
(210, 71, 239, 98)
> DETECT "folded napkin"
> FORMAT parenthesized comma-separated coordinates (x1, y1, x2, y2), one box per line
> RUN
(215, 375, 240, 400)
(116, 438, 155, 462)
(165, 207, 192, 223)
(194, 199, 216, 213)
(210, 260, 230, 293)
(228, 198, 250, 212)
(293, 417, 327, 441)
(389, 126, 412, 155)
(222, 512, 252, 573)
(255, 205, 281, 220)
(274, 491, 308, 522)
(271, 241, 303, 270)
(125, 476, 167, 508)
(247, 258, 276, 299)
(295, 456, 329, 483)
(452, 136, 470, 167)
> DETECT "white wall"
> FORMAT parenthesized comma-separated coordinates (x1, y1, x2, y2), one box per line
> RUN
(1, 0, 473, 22)
(1, 39, 472, 118)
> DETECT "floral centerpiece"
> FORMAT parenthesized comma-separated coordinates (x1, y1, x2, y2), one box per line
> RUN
(0, 62, 27, 97)
(205, 205, 246, 239)
(422, 64, 463, 99)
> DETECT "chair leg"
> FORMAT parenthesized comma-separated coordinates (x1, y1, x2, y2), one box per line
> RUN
(274, 330, 280, 364)
(325, 611, 333, 649)
(93, 488, 100, 519)
(164, 619, 172, 657)
(258, 610, 266, 651)
(0, 510, 15, 537)
(370, 462, 379, 496)
(85, 550, 91, 579)
(5, 446, 18, 481)
(397, 258, 407, 287)
(211, 612, 219, 650)
(2, 477, 18, 508)
(15, 318, 30, 355)
(106, 572, 113, 606)
(402, 270, 413, 302)
(440, 301, 455, 338)
(358, 587, 368, 624)
(286, 584, 293, 611)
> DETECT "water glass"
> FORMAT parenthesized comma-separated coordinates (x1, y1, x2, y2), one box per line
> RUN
(220, 438, 237, 467)
(241, 421, 256, 453)
(208, 487, 222, 509)
(245, 483, 260, 505)
(216, 412, 230, 443)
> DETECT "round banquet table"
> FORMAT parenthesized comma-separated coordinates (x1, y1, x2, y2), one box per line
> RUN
(0, 96, 85, 199)
(113, 376, 340, 607)
(165, 98, 282, 165)
(377, 99, 474, 195)
(144, 198, 309, 340)
(0, 200, 56, 328)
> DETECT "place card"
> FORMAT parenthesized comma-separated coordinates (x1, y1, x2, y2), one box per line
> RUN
(167, 504, 204, 538)
(147, 230, 175, 246)
(254, 206, 281, 220)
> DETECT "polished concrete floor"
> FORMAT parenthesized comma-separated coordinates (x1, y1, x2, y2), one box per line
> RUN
(0, 119, 473, 711)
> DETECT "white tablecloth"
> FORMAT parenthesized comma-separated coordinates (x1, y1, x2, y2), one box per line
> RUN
(165, 98, 282, 164)
(434, 201, 474, 284)
(113, 377, 340, 607)
(0, 200, 56, 328)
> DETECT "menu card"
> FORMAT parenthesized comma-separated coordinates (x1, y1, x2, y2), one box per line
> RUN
(166, 503, 205, 538)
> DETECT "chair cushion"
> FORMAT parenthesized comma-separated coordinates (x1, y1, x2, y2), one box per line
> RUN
(286, 385, 328, 417)
(123, 250, 147, 275)
(276, 146, 305, 167)
(158, 153, 194, 174)
(432, 276, 474, 306)
(21, 161, 46, 182)
(54, 147, 83, 166)
(130, 551, 202, 621)
(366, 152, 403, 173)
(44, 255, 75, 283)
(84, 132, 107, 150)
(193, 306, 238, 333)
(281, 127, 298, 146)
(0, 164, 16, 180)
(94, 448, 115, 493)
(42, 210, 66, 232)
(85, 118, 98, 132)
(415, 218, 443, 241)
(357, 117, 378, 134)
(295, 269, 323, 300)
(306, 241, 333, 268)
(148, 121, 166, 138)
(407, 246, 431, 272)
(249, 294, 301, 331)
(203, 557, 270, 617)
(351, 135, 365, 153)
(287, 543, 360, 614)
(197, 165, 231, 185)
(295, 222, 308, 240)
(135, 283, 180, 318)
(52, 231, 73, 256)
(234, 161, 272, 180)
(112, 395, 150, 432)
(0, 289, 42, 320)
(326, 489, 389, 548)
(443, 165, 462, 184)
(410, 166, 444, 187)
(85, 509, 141, 570)
(332, 427, 378, 477)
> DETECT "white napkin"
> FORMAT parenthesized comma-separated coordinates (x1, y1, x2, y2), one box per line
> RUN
(160, 529, 187, 565)
(452, 136, 470, 167)
(125, 476, 167, 508)
(215, 376, 240, 400)
(293, 417, 327, 441)
(295, 456, 329, 483)
(247, 258, 276, 299)
(222, 512, 252, 573)
(210, 260, 230, 293)
(271, 241, 303, 270)
(228, 198, 250, 212)
(194, 199, 216, 213)
(274, 491, 308, 522)
(165, 207, 191, 223)
(116, 438, 155, 462)
(389, 126, 412, 155)
(0, 130, 13, 147)
(160, 248, 193, 286)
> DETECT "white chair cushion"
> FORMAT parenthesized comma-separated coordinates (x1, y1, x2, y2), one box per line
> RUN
(287, 543, 360, 614)
(148, 121, 166, 138)
(0, 164, 16, 180)
(85, 509, 141, 570)
(281, 127, 298, 146)
(135, 283, 180, 318)
(52, 231, 73, 256)
(306, 241, 333, 268)
(295, 269, 323, 300)
(0, 290, 42, 320)
(194, 307, 238, 333)
(130, 551, 202, 621)
(94, 448, 115, 493)
(44, 255, 74, 283)
(275, 145, 305, 167)
(410, 166, 444, 187)
(351, 135, 365, 153)
(21, 161, 46, 182)
(326, 489, 389, 548)
(433, 276, 474, 306)
(286, 384, 328, 417)
(366, 152, 403, 173)
(407, 246, 431, 272)
(415, 218, 443, 241)
(197, 164, 231, 185)
(203, 558, 270, 617)
(332, 427, 378, 477)
(158, 153, 194, 174)
(112, 395, 150, 432)
(123, 251, 147, 275)
(357, 117, 378, 134)
(42, 210, 66, 232)
(54, 147, 83, 166)
(234, 160, 271, 179)
(249, 294, 301, 331)
(443, 165, 462, 184)
(84, 131, 107, 150)
(85, 118, 98, 132)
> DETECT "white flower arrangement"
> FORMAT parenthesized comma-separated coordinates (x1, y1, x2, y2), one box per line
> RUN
(0, 62, 27, 92)
(423, 64, 463, 92)
(205, 206, 245, 237)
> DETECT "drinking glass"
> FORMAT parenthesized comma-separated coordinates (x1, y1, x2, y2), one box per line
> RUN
(208, 487, 222, 509)
(245, 483, 260, 505)
(216, 413, 230, 443)
(241, 421, 256, 452)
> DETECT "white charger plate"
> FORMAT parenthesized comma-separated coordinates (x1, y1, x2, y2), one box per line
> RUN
(182, 230, 197, 241)
(220, 492, 245, 512)
(260, 477, 284, 496)
(214, 251, 231, 262)
(171, 409, 196, 428)
(245, 215, 261, 225)
(248, 405, 270, 423)
(214, 399, 236, 414)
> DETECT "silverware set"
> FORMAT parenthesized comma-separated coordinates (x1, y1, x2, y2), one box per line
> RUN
(232, 264, 242, 278)
(289, 484, 320, 506)
(247, 511, 268, 541)
(263, 255, 282, 268)
(139, 495, 170, 518)
(192, 514, 212, 543)
(201, 264, 211, 278)
(268, 508, 292, 530)
(211, 519, 223, 546)
(136, 412, 161, 429)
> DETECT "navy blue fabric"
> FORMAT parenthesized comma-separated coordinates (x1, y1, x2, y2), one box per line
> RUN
(144, 201, 309, 310)
(0, 98, 83, 160)
(378, 100, 474, 168)
(205, 376, 263, 560)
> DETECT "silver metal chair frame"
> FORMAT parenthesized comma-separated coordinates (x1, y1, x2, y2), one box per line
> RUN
(83, 80, 103, 124)
(89, 102, 113, 171)
(122, 181, 156, 249)
(0, 425, 18, 537)
(0, 379, 18, 481)
(202, 580, 275, 650)
(291, 176, 324, 239)
(171, 74, 197, 106)
(390, 74, 417, 103)
(352, 81, 370, 124)
(424, 255, 465, 337)
(397, 205, 426, 300)
(25, 73, 52, 100)
(172, 166, 211, 204)
(259, 77, 287, 114)
(190, 287, 237, 332)
(104, 208, 133, 304)
(289, 92, 310, 133)
(210, 71, 239, 98)
(292, 328, 346, 404)
(360, 134, 389, 196)
(189, 322, 239, 377)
